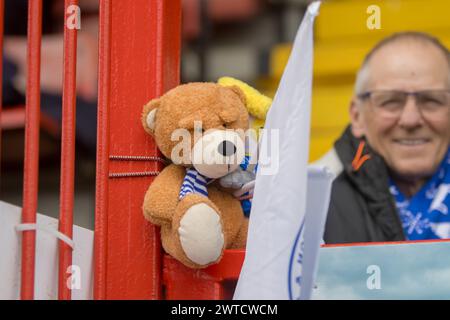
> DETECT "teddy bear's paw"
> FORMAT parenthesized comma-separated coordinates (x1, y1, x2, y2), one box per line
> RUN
(178, 203, 225, 266)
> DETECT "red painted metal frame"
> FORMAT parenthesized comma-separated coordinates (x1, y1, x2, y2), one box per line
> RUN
(321, 238, 450, 248)
(94, 0, 181, 299)
(21, 0, 43, 300)
(94, 0, 112, 300)
(164, 250, 246, 300)
(58, 0, 79, 300)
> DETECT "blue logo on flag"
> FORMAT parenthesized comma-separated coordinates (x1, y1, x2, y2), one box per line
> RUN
(288, 220, 305, 300)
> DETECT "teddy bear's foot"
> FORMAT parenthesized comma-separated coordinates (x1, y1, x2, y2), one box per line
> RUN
(178, 203, 225, 266)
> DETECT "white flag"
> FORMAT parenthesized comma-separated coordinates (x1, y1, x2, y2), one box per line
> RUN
(233, 1, 332, 300)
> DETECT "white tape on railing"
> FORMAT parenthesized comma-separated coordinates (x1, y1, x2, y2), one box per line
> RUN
(16, 223, 75, 249)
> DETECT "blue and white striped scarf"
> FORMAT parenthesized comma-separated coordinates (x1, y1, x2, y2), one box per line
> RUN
(179, 155, 256, 216)
(389, 149, 450, 240)
(178, 168, 212, 200)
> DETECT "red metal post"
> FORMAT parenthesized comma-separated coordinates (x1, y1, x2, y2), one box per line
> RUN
(58, 0, 79, 300)
(94, 0, 112, 300)
(94, 0, 181, 299)
(21, 0, 43, 300)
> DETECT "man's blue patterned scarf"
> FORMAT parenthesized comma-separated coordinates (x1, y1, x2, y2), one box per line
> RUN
(389, 149, 450, 240)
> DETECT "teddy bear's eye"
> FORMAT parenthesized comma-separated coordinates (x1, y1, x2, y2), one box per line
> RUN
(224, 122, 234, 129)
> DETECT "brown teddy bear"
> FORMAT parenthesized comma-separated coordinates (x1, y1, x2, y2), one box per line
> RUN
(141, 78, 271, 269)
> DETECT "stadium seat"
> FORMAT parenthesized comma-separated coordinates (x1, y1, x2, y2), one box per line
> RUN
(1, 105, 60, 136)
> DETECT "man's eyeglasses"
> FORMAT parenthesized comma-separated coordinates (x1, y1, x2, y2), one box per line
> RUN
(357, 90, 450, 119)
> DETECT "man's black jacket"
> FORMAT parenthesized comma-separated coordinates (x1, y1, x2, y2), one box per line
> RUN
(323, 126, 406, 244)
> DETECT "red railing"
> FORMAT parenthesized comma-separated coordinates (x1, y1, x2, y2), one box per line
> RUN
(5, 0, 239, 300)
(5, 0, 182, 300)
(93, 0, 181, 300)
(18, 0, 79, 301)
(58, 0, 79, 301)
(93, 0, 111, 301)
(21, 0, 43, 300)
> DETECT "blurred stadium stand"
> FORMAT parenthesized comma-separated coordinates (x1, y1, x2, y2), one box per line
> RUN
(258, 0, 450, 161)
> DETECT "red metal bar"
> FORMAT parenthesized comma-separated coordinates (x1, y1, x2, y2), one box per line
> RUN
(21, 0, 43, 300)
(0, 0, 4, 164)
(94, 0, 112, 300)
(58, 0, 79, 300)
(94, 0, 181, 299)
(322, 238, 450, 248)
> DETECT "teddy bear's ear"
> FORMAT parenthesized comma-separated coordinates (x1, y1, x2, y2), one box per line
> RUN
(227, 85, 247, 106)
(142, 98, 160, 135)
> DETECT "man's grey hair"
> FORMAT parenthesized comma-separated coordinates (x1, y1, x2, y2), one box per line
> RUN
(354, 31, 450, 95)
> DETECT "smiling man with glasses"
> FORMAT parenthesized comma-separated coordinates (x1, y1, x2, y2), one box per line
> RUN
(320, 32, 450, 244)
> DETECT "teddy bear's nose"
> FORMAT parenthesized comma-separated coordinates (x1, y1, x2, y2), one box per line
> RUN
(218, 140, 237, 157)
